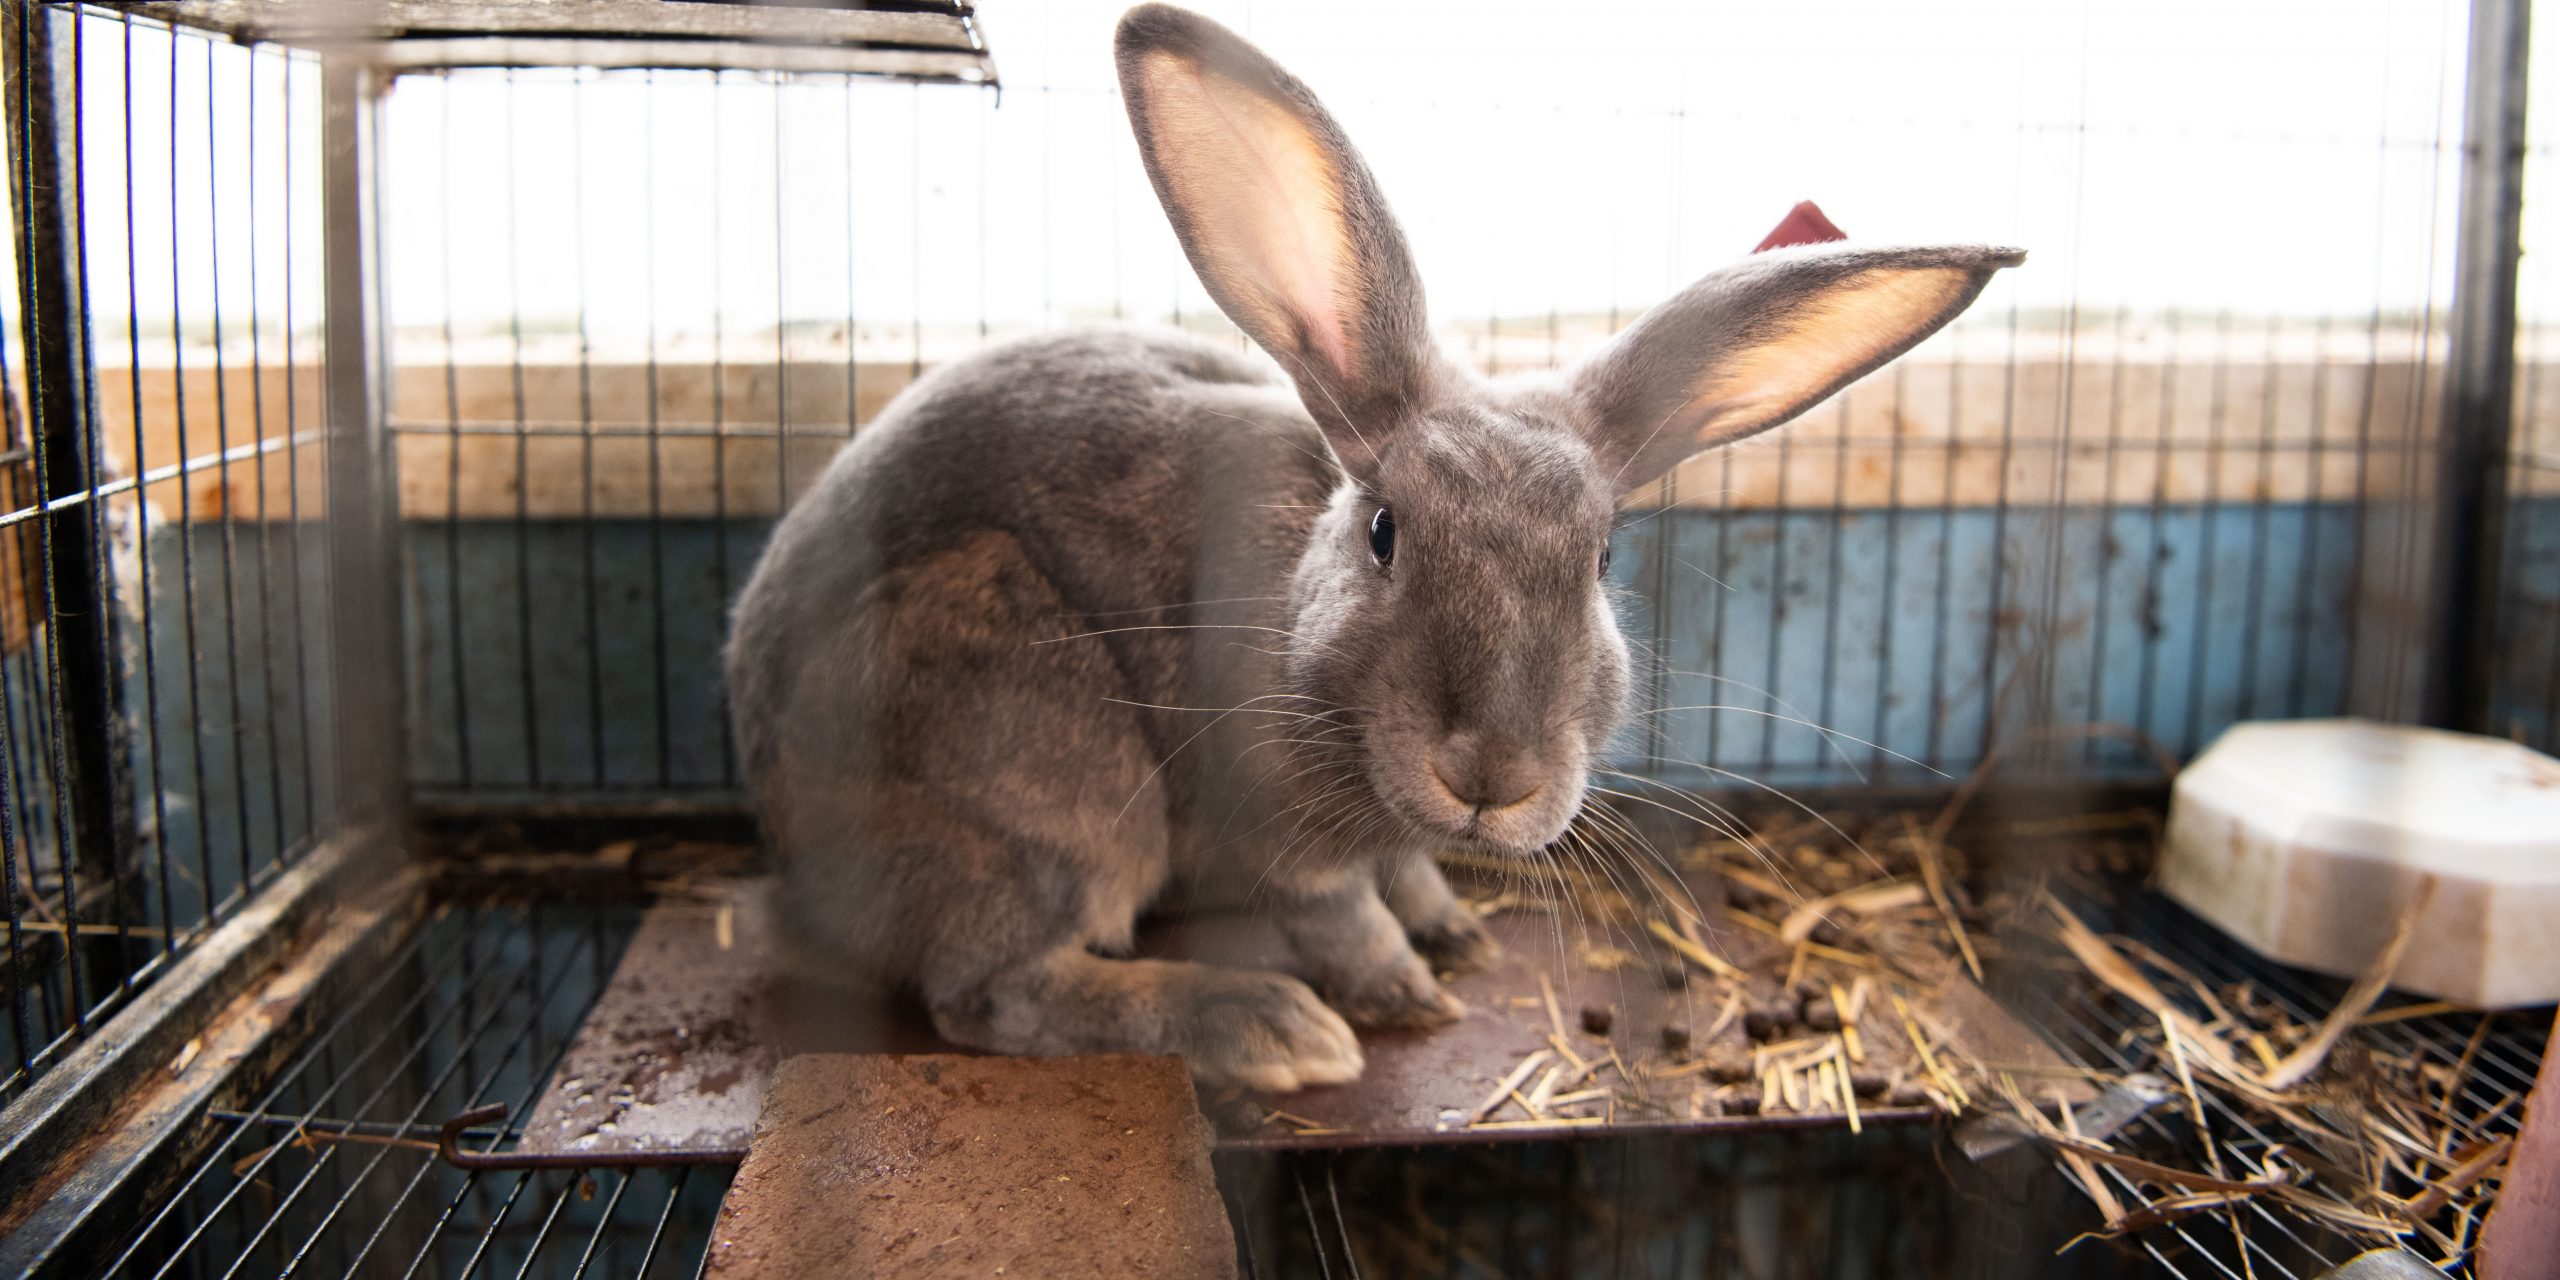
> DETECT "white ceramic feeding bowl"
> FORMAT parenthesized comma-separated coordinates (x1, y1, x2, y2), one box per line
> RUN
(2160, 719, 2560, 1009)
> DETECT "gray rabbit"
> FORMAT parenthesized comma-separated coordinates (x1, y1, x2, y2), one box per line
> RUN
(726, 3, 2022, 1091)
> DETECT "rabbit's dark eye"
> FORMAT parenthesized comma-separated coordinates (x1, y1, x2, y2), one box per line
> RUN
(1599, 540, 1613, 579)
(1369, 505, 1396, 568)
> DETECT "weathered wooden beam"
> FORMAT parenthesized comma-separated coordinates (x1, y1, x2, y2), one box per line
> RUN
(83, 349, 2540, 522)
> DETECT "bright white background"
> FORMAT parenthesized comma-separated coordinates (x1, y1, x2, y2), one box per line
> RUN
(54, 0, 2498, 360)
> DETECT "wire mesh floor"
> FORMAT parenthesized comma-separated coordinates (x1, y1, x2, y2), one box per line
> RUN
(2004, 884, 2546, 1279)
(95, 901, 731, 1280)
(86, 868, 2549, 1279)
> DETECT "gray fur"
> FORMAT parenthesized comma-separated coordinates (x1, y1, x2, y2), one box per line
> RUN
(726, 4, 2021, 1091)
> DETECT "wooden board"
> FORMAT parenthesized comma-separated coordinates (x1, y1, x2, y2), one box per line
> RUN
(94, 345, 2550, 524)
(706, 1054, 1233, 1279)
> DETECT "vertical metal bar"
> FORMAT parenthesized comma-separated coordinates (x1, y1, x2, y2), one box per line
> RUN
(709, 74, 735, 788)
(1638, 84, 1683, 783)
(2234, 315, 2283, 723)
(244, 47, 289, 862)
(2423, 0, 2530, 731)
(502, 69, 538, 788)
(1700, 451, 1730, 772)
(110, 11, 171, 954)
(1872, 360, 1908, 779)
(842, 73, 859, 436)
(976, 86, 988, 348)
(644, 70, 670, 789)
(2372, 5, 2463, 723)
(2082, 301, 2132, 761)
(0, 634, 65, 1060)
(281, 52, 317, 841)
(1815, 395, 1849, 779)
(0, 569, 30, 1075)
(2338, 89, 2396, 722)
(165, 24, 216, 922)
(2032, 44, 2092, 768)
(0, 86, 28, 1085)
(1977, 239, 2022, 765)
(631, 1167, 693, 1280)
(65, 8, 138, 963)
(2186, 309, 2234, 756)
(2134, 313, 2181, 748)
(436, 72, 468, 789)
(205, 38, 256, 889)
(573, 73, 603, 788)
(906, 82, 920, 381)
(3, 0, 134, 1005)
(2288, 313, 2337, 719)
(1758, 420, 1791, 772)
(1922, 343, 1962, 770)
(320, 57, 405, 833)
(772, 73, 788, 523)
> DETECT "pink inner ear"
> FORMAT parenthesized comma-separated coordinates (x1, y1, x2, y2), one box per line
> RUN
(1151, 54, 1362, 385)
(1754, 201, 1848, 253)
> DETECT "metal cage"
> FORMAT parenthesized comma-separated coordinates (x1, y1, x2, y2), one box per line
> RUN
(0, 0, 2546, 1276)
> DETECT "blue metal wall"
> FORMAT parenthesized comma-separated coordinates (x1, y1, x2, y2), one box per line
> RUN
(375, 500, 2423, 805)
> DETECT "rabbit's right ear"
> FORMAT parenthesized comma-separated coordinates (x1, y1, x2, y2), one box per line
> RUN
(1569, 243, 2024, 494)
(1117, 4, 1441, 478)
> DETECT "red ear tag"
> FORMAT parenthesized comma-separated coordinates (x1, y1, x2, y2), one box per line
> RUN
(1753, 200, 1848, 253)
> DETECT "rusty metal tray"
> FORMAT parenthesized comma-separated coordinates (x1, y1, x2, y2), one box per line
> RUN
(511, 874, 2079, 1160)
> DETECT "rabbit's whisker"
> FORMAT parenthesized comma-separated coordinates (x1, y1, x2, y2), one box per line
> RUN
(1586, 771, 1809, 901)
(1107, 694, 1333, 829)
(1036, 622, 1322, 646)
(1647, 666, 1951, 780)
(1066, 594, 1290, 619)
(1634, 758, 1888, 879)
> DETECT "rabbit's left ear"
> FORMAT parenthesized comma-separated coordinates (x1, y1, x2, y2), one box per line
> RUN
(1116, 4, 1441, 477)
(1571, 244, 2023, 493)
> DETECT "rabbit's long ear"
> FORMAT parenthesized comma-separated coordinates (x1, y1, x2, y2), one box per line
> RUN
(1571, 244, 2023, 494)
(1117, 4, 1440, 476)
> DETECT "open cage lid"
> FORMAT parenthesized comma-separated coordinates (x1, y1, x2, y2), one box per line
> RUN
(98, 0, 997, 82)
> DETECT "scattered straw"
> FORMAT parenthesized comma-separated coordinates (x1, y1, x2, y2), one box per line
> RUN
(1645, 918, 1743, 981)
(1468, 1050, 1552, 1126)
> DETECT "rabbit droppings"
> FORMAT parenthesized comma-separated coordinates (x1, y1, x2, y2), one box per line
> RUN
(725, 4, 2023, 1093)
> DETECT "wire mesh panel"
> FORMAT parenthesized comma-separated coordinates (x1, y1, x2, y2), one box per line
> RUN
(378, 1, 2482, 812)
(385, 66, 953, 800)
(0, 3, 338, 1106)
(1218, 1130, 2142, 1280)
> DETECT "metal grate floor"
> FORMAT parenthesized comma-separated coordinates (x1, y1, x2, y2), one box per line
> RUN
(2003, 884, 2545, 1280)
(99, 902, 730, 1279)
(95, 877, 2547, 1278)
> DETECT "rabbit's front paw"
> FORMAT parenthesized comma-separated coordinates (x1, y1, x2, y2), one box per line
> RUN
(1186, 970, 1365, 1093)
(1327, 955, 1467, 1031)
(1410, 903, 1501, 977)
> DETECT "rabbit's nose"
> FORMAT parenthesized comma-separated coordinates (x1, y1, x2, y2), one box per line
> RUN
(1431, 734, 1544, 813)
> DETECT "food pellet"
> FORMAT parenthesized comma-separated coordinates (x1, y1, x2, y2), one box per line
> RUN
(1803, 999, 1842, 1032)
